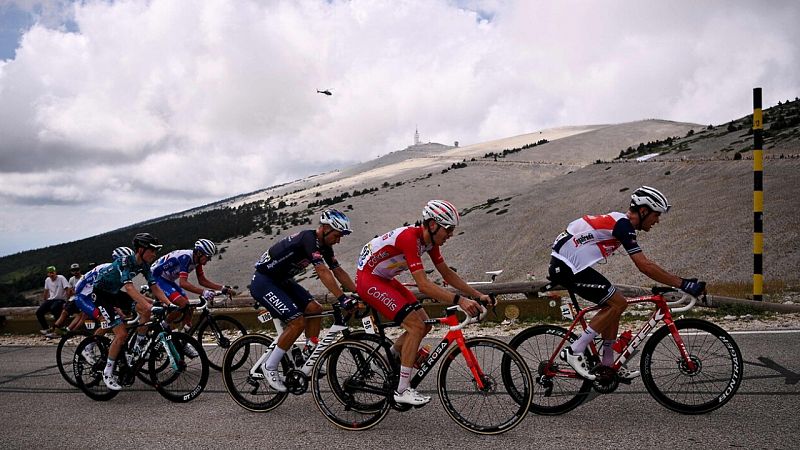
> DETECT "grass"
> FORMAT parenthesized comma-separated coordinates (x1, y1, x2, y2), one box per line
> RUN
(709, 280, 797, 300)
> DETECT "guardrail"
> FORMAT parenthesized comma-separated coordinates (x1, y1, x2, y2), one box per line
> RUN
(2, 281, 798, 333)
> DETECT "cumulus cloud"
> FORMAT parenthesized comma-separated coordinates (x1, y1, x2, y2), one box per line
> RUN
(0, 0, 799, 255)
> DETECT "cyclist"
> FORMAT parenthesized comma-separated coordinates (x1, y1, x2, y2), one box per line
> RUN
(251, 209, 357, 393)
(356, 200, 492, 405)
(151, 238, 237, 334)
(52, 263, 84, 332)
(551, 186, 706, 380)
(73, 233, 170, 390)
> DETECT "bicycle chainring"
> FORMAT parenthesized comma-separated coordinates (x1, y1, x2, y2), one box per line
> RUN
(284, 369, 308, 395)
(591, 366, 619, 394)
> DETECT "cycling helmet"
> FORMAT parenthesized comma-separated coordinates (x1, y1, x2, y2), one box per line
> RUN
(194, 238, 217, 257)
(132, 232, 163, 250)
(112, 246, 134, 260)
(630, 186, 671, 213)
(319, 209, 352, 235)
(422, 200, 460, 227)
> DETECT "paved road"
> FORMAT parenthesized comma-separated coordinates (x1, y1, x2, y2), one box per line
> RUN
(1, 331, 799, 449)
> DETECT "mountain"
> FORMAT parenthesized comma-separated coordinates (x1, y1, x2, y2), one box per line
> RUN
(2, 99, 800, 303)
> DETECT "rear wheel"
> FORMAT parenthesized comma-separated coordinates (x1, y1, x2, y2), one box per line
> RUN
(56, 330, 90, 387)
(438, 337, 532, 434)
(222, 334, 289, 412)
(73, 335, 119, 401)
(148, 332, 209, 403)
(506, 325, 593, 415)
(641, 319, 743, 414)
(196, 315, 247, 371)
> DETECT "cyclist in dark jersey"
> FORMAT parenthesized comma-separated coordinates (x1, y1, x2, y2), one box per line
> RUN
(551, 186, 706, 380)
(250, 209, 357, 392)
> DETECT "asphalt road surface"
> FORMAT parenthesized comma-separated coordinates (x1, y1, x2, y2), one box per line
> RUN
(1, 330, 799, 449)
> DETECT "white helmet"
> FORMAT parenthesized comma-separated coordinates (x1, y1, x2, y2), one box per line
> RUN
(319, 209, 352, 235)
(194, 238, 217, 257)
(630, 186, 671, 213)
(112, 246, 134, 260)
(423, 200, 460, 227)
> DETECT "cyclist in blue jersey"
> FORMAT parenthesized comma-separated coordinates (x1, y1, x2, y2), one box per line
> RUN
(151, 238, 237, 332)
(251, 209, 357, 392)
(73, 233, 170, 390)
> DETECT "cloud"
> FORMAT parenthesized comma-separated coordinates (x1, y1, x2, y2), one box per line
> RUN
(0, 0, 799, 255)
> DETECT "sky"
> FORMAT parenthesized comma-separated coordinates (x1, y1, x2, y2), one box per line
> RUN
(1, 0, 799, 257)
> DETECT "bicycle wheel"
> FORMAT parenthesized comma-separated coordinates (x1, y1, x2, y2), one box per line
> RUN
(197, 315, 248, 371)
(148, 332, 209, 403)
(56, 330, 90, 387)
(222, 334, 289, 412)
(506, 325, 593, 415)
(73, 335, 119, 401)
(312, 340, 392, 430)
(438, 337, 532, 435)
(641, 318, 743, 414)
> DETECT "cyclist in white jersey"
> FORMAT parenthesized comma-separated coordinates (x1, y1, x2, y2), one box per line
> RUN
(550, 186, 706, 379)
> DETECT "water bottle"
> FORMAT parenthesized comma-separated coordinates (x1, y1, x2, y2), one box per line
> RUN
(611, 330, 633, 354)
(291, 347, 305, 367)
(413, 344, 432, 369)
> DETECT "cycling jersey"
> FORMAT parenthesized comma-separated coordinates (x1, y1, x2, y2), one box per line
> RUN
(254, 230, 339, 279)
(151, 249, 202, 282)
(356, 226, 444, 322)
(356, 226, 444, 279)
(93, 254, 156, 293)
(551, 212, 641, 274)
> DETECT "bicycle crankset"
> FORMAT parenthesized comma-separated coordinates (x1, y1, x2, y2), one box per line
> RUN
(284, 369, 309, 394)
(591, 366, 619, 394)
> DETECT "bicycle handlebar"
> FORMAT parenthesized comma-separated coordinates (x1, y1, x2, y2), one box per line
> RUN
(448, 305, 489, 331)
(667, 293, 698, 312)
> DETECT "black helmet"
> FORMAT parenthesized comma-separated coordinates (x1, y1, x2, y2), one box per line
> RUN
(132, 232, 163, 250)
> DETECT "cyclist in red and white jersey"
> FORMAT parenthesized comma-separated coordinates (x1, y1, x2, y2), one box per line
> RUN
(356, 200, 493, 405)
(550, 186, 706, 379)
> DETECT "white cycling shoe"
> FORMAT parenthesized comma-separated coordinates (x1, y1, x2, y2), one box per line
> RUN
(81, 345, 97, 365)
(183, 342, 199, 358)
(263, 368, 287, 393)
(103, 373, 122, 391)
(393, 388, 431, 406)
(560, 347, 596, 380)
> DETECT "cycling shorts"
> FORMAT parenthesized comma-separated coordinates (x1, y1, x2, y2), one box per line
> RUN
(155, 278, 187, 302)
(355, 270, 422, 324)
(249, 272, 313, 322)
(548, 257, 616, 305)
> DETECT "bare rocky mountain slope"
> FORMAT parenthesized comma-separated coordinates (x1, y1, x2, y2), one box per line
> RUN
(197, 116, 800, 296)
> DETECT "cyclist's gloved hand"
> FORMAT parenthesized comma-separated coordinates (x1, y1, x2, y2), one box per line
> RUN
(202, 289, 216, 302)
(680, 278, 706, 297)
(337, 294, 358, 310)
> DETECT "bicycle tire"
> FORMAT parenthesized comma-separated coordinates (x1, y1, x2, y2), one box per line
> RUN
(438, 337, 532, 435)
(505, 325, 593, 415)
(197, 315, 248, 371)
(311, 340, 392, 431)
(56, 330, 90, 387)
(222, 334, 289, 412)
(73, 335, 119, 401)
(329, 332, 393, 413)
(641, 318, 743, 414)
(148, 332, 209, 403)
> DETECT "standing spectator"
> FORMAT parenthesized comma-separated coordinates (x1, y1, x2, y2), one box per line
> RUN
(38, 266, 69, 338)
(53, 263, 83, 332)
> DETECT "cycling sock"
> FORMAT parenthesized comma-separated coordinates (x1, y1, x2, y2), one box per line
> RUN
(397, 366, 412, 393)
(265, 348, 286, 371)
(571, 326, 599, 353)
(602, 340, 615, 366)
(104, 358, 115, 376)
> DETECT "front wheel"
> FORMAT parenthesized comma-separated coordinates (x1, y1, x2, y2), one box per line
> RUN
(73, 335, 119, 401)
(438, 337, 532, 435)
(506, 325, 593, 415)
(197, 315, 248, 371)
(222, 334, 289, 412)
(641, 318, 743, 414)
(148, 332, 209, 403)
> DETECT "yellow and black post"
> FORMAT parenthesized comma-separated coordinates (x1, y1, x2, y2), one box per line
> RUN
(753, 87, 764, 301)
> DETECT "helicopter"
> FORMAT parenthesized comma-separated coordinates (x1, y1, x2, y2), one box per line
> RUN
(316, 89, 332, 96)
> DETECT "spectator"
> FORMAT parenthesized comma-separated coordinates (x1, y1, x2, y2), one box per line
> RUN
(38, 266, 69, 338)
(53, 263, 84, 332)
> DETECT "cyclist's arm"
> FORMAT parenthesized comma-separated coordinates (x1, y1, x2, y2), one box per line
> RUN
(412, 267, 484, 316)
(314, 264, 346, 298)
(195, 264, 223, 291)
(435, 262, 487, 299)
(331, 266, 356, 293)
(178, 275, 208, 296)
(147, 282, 171, 305)
(123, 282, 157, 307)
(629, 252, 683, 287)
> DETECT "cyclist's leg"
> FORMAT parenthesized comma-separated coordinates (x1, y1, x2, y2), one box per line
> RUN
(159, 279, 189, 329)
(281, 279, 321, 343)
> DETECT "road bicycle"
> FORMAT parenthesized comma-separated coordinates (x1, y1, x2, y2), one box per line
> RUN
(311, 303, 533, 435)
(506, 285, 743, 415)
(72, 301, 209, 402)
(55, 324, 93, 387)
(221, 301, 380, 412)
